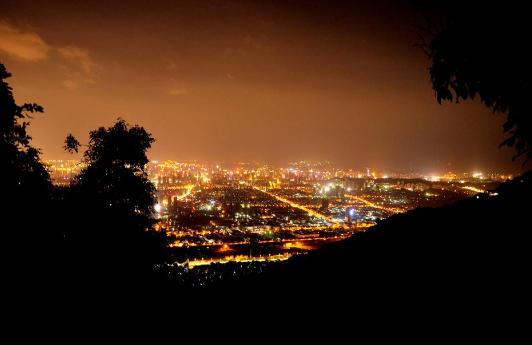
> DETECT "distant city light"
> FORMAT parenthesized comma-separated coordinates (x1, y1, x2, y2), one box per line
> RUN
(472, 172, 484, 179)
(43, 158, 510, 269)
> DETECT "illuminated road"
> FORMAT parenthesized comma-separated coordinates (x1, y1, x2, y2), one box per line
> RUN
(345, 194, 403, 214)
(253, 186, 340, 225)
(185, 253, 292, 268)
(175, 184, 195, 200)
(170, 236, 351, 248)
(461, 186, 484, 194)
(460, 185, 499, 197)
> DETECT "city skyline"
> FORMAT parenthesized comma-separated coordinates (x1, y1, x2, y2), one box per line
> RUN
(44, 158, 518, 177)
(0, 0, 521, 173)
(43, 157, 502, 271)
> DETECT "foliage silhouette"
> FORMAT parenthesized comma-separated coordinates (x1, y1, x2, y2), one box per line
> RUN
(0, 63, 51, 204)
(1, 63, 166, 294)
(63, 119, 168, 285)
(64, 133, 81, 153)
(69, 118, 156, 220)
(1, 62, 53, 266)
(426, 3, 532, 163)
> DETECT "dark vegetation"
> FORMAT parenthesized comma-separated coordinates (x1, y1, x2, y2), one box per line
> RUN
(1, 64, 167, 295)
(426, 2, 532, 162)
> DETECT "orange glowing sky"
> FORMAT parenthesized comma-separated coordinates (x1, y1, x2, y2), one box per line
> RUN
(0, 0, 520, 173)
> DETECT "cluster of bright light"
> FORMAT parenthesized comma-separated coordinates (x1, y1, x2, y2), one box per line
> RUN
(429, 175, 441, 182)
(472, 172, 484, 179)
(320, 182, 335, 194)
(462, 186, 485, 194)
(199, 203, 214, 211)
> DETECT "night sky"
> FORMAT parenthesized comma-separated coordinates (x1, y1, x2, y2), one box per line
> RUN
(0, 0, 519, 173)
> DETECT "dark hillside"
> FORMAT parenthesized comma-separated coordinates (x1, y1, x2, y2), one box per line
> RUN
(222, 174, 532, 304)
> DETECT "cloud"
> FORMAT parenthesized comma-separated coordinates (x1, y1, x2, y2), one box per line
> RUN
(61, 76, 96, 91)
(62, 79, 79, 91)
(167, 87, 189, 96)
(57, 46, 96, 74)
(57, 46, 98, 90)
(0, 22, 98, 90)
(0, 21, 50, 61)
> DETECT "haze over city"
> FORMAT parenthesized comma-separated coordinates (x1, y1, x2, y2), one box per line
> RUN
(0, 0, 519, 173)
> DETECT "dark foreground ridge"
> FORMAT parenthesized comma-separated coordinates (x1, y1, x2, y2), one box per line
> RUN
(12, 178, 530, 331)
(14, 173, 531, 315)
(205, 173, 532, 301)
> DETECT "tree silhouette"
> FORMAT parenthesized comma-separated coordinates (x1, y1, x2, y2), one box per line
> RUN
(65, 119, 167, 283)
(70, 118, 156, 219)
(64, 133, 81, 153)
(427, 3, 532, 163)
(0, 62, 63, 296)
(0, 63, 51, 202)
(1, 62, 53, 264)
(1, 62, 169, 288)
